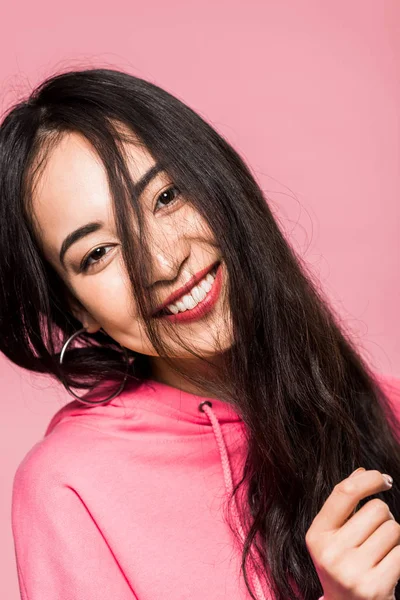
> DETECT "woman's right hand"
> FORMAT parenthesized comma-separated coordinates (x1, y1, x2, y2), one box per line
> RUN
(305, 468, 400, 599)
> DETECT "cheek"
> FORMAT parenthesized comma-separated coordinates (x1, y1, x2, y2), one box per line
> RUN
(173, 205, 214, 238)
(77, 262, 137, 326)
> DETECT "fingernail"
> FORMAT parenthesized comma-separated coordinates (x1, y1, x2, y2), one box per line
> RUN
(349, 467, 366, 478)
(382, 474, 393, 487)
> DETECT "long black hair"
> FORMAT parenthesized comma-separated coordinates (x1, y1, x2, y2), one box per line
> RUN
(1, 67, 400, 600)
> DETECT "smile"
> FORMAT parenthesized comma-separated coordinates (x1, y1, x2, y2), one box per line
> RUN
(154, 261, 223, 324)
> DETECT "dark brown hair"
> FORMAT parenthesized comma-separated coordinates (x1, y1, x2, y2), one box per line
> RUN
(1, 67, 400, 599)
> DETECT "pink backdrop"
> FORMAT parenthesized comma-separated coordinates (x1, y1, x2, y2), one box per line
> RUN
(1, 1, 399, 597)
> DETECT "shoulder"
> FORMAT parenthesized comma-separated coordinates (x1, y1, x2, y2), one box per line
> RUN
(12, 419, 92, 509)
(12, 433, 64, 509)
(375, 372, 400, 418)
(376, 372, 400, 397)
(11, 437, 63, 542)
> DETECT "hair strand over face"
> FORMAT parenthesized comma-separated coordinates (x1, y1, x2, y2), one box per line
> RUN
(1, 67, 400, 600)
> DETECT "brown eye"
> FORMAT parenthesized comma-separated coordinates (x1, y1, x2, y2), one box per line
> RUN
(154, 185, 181, 212)
(80, 245, 114, 273)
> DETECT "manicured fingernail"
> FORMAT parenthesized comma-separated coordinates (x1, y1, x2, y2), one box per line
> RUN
(382, 474, 393, 487)
(349, 467, 366, 478)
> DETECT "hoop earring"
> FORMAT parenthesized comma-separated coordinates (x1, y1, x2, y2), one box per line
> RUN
(59, 326, 131, 406)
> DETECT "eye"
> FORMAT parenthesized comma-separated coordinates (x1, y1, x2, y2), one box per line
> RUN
(80, 245, 114, 273)
(154, 185, 181, 212)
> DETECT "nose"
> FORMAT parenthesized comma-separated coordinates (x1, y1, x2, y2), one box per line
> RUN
(146, 241, 191, 287)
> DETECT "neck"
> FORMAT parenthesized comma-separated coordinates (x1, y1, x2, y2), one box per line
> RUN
(148, 356, 224, 399)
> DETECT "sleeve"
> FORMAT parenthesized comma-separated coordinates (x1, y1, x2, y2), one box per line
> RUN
(314, 375, 399, 600)
(11, 450, 137, 600)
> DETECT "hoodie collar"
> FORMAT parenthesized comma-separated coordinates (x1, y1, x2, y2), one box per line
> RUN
(116, 378, 243, 424)
(44, 376, 267, 600)
(130, 379, 267, 600)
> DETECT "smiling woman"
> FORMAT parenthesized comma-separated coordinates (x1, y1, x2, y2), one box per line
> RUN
(27, 124, 231, 379)
(1, 68, 400, 600)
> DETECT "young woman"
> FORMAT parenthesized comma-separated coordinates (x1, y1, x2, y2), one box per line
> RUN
(2, 67, 400, 600)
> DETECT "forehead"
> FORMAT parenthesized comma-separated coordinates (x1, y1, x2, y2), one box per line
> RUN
(30, 130, 155, 264)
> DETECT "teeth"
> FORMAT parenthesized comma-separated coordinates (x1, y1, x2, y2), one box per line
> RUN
(200, 279, 212, 293)
(182, 294, 197, 310)
(166, 266, 218, 314)
(191, 285, 207, 303)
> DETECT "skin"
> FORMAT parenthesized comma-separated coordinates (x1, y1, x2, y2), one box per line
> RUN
(306, 468, 400, 598)
(30, 130, 232, 396)
(30, 130, 400, 596)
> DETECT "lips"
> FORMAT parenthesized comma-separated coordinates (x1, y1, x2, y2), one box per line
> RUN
(151, 260, 220, 317)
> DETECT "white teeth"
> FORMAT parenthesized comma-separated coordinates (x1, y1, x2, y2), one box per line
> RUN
(166, 267, 217, 314)
(182, 294, 197, 310)
(205, 273, 215, 284)
(191, 285, 207, 303)
(200, 279, 212, 293)
(168, 304, 180, 315)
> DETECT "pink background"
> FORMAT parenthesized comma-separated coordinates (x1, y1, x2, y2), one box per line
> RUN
(1, 1, 399, 597)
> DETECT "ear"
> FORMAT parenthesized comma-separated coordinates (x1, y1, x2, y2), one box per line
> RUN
(67, 293, 102, 335)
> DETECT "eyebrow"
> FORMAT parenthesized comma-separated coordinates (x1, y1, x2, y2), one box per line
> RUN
(59, 162, 163, 269)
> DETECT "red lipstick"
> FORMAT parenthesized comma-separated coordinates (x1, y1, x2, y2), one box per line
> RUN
(153, 261, 223, 324)
(151, 260, 220, 317)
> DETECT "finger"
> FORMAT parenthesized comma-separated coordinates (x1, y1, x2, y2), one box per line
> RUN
(371, 543, 400, 587)
(358, 519, 400, 567)
(312, 470, 393, 534)
(337, 498, 394, 548)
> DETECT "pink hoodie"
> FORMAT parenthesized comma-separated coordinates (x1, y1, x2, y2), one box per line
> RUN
(11, 374, 400, 599)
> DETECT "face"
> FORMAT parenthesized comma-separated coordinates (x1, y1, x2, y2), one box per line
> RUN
(30, 130, 232, 384)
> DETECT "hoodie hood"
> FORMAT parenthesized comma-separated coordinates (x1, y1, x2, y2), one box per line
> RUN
(43, 377, 268, 600)
(44, 377, 242, 436)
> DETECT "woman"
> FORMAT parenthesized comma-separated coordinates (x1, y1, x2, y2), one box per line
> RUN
(2, 67, 400, 600)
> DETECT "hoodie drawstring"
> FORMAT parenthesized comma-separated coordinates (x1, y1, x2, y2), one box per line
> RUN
(198, 401, 269, 600)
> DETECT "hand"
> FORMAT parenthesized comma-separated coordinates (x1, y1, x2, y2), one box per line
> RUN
(305, 468, 400, 599)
